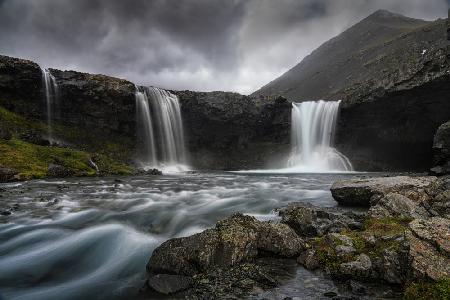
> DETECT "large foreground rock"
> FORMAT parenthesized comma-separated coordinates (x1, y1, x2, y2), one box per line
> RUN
(146, 214, 305, 295)
(407, 217, 450, 281)
(331, 176, 437, 207)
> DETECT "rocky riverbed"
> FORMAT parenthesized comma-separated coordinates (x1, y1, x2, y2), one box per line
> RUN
(144, 175, 450, 299)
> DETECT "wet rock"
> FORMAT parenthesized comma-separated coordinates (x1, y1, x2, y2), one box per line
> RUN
(339, 254, 372, 278)
(147, 274, 193, 294)
(331, 176, 437, 207)
(407, 217, 450, 281)
(147, 214, 305, 277)
(431, 120, 450, 175)
(349, 280, 367, 296)
(0, 166, 19, 182)
(297, 249, 320, 270)
(137, 168, 162, 175)
(187, 258, 296, 299)
(47, 163, 74, 178)
(279, 203, 364, 238)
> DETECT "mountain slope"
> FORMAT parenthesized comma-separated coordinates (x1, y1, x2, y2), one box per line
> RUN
(252, 9, 433, 100)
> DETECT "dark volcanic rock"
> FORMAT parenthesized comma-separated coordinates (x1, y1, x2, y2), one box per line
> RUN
(279, 203, 364, 237)
(0, 55, 43, 118)
(177, 91, 291, 170)
(146, 214, 304, 296)
(47, 163, 74, 178)
(49, 69, 137, 142)
(431, 120, 450, 175)
(147, 214, 304, 277)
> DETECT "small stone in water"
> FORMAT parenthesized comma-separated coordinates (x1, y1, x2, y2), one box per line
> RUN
(323, 291, 337, 297)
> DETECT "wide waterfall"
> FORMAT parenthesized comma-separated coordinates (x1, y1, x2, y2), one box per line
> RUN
(135, 86, 189, 171)
(41, 68, 59, 143)
(287, 100, 353, 172)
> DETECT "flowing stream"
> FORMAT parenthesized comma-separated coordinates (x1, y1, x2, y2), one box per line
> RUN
(0, 172, 366, 300)
(135, 86, 188, 172)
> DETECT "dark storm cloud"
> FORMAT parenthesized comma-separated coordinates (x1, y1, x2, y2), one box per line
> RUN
(0, 0, 448, 93)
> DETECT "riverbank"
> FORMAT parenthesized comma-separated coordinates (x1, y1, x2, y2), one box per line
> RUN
(144, 174, 450, 299)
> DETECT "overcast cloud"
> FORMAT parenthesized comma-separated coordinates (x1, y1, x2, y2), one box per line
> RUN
(0, 0, 448, 94)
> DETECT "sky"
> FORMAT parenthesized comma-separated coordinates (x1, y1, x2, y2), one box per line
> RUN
(0, 0, 448, 94)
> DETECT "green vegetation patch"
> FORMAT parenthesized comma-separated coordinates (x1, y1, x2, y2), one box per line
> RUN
(0, 138, 132, 180)
(404, 278, 450, 300)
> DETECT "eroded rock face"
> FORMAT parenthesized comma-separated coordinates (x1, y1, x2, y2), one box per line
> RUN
(431, 120, 450, 175)
(407, 217, 450, 281)
(177, 91, 291, 170)
(0, 55, 43, 118)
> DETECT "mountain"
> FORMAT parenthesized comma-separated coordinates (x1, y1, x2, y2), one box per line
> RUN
(252, 10, 434, 101)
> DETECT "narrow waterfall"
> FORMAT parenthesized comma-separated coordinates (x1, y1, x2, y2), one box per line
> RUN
(288, 100, 353, 172)
(41, 68, 59, 143)
(135, 86, 188, 171)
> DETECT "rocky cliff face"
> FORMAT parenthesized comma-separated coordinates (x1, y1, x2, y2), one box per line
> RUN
(252, 10, 450, 171)
(0, 54, 291, 170)
(177, 91, 291, 169)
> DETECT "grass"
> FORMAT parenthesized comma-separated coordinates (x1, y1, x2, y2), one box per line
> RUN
(0, 105, 133, 179)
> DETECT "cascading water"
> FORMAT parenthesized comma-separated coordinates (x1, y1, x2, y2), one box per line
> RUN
(287, 100, 353, 172)
(41, 68, 59, 143)
(135, 86, 189, 171)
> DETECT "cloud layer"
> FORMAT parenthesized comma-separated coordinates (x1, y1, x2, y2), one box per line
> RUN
(0, 0, 448, 94)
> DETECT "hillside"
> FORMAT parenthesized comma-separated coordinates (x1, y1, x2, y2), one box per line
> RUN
(252, 9, 440, 101)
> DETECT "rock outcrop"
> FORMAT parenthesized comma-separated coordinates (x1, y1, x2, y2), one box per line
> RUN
(177, 91, 291, 170)
(146, 213, 304, 296)
(432, 120, 450, 175)
(0, 54, 291, 171)
(330, 176, 437, 207)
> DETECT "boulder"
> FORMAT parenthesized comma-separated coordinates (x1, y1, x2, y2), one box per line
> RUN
(406, 217, 450, 281)
(431, 120, 450, 175)
(331, 176, 437, 207)
(47, 163, 74, 178)
(0, 166, 18, 182)
(279, 203, 364, 237)
(339, 254, 372, 278)
(147, 214, 305, 277)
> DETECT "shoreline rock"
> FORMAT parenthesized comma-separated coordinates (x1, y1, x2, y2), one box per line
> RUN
(144, 175, 450, 299)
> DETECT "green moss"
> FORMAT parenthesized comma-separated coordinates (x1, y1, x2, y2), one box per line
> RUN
(404, 278, 450, 300)
(363, 217, 412, 236)
(0, 138, 132, 180)
(312, 236, 354, 273)
(0, 105, 134, 178)
(0, 105, 46, 135)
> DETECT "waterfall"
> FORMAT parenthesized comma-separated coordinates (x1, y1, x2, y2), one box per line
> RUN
(41, 68, 58, 143)
(287, 100, 353, 172)
(135, 86, 188, 171)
